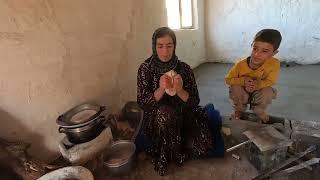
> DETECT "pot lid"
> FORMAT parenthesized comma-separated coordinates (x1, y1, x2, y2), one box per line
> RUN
(57, 103, 106, 128)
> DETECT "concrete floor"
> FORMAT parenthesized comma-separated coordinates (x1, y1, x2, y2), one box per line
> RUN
(93, 63, 320, 180)
(95, 149, 258, 180)
(194, 63, 320, 123)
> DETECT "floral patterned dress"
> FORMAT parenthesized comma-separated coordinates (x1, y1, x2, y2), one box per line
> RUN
(137, 58, 214, 175)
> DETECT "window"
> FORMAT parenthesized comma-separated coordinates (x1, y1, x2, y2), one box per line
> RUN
(165, 0, 195, 30)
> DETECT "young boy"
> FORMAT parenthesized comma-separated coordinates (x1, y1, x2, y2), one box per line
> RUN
(225, 29, 281, 123)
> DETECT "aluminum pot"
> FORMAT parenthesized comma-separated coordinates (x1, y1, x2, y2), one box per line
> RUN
(122, 101, 141, 124)
(103, 140, 136, 176)
(58, 118, 105, 144)
(57, 104, 106, 128)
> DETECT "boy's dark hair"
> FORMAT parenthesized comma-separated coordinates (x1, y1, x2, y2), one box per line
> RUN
(254, 29, 282, 51)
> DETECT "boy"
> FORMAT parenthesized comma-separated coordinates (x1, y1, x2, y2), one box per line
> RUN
(225, 29, 281, 123)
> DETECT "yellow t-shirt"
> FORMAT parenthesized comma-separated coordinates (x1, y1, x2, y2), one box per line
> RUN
(225, 57, 280, 90)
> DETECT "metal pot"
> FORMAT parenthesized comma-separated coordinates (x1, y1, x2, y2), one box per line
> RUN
(58, 118, 105, 144)
(57, 103, 108, 144)
(122, 101, 141, 123)
(120, 101, 143, 141)
(103, 140, 136, 176)
(57, 104, 106, 128)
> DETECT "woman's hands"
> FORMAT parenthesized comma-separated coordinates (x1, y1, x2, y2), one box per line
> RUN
(154, 74, 171, 102)
(159, 74, 172, 90)
(154, 73, 189, 102)
(173, 74, 183, 93)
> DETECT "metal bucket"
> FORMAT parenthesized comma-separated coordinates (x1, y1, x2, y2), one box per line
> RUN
(102, 140, 136, 176)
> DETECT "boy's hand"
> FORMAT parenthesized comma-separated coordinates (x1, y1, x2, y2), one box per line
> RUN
(244, 77, 253, 88)
(244, 77, 257, 93)
(248, 81, 257, 92)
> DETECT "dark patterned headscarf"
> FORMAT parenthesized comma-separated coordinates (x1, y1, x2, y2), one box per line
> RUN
(149, 27, 178, 74)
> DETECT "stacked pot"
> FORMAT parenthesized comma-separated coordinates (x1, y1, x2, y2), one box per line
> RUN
(56, 104, 107, 144)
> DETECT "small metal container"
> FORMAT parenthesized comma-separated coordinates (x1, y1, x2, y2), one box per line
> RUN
(103, 140, 136, 176)
(121, 101, 143, 141)
(122, 101, 141, 126)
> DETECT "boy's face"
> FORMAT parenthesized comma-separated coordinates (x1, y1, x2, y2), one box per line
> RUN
(250, 41, 278, 66)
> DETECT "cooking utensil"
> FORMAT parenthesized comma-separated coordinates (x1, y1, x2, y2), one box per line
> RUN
(121, 101, 143, 141)
(102, 101, 143, 176)
(57, 103, 106, 128)
(58, 117, 105, 144)
(103, 140, 136, 176)
(57, 103, 108, 144)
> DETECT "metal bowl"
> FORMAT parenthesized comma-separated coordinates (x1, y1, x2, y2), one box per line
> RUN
(103, 140, 136, 176)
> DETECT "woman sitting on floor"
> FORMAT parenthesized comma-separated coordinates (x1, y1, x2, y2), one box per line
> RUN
(136, 27, 224, 176)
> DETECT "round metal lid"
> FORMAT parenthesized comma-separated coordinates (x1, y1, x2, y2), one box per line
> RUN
(56, 103, 106, 128)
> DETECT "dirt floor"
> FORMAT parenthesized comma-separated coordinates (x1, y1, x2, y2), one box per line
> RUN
(94, 148, 258, 180)
(93, 116, 320, 180)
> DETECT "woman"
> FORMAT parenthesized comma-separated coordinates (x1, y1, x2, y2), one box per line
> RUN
(136, 27, 221, 176)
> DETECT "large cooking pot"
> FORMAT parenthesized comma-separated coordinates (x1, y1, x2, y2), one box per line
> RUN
(58, 118, 105, 144)
(57, 103, 107, 144)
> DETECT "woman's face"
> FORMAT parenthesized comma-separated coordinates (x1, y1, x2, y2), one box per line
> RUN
(156, 35, 174, 62)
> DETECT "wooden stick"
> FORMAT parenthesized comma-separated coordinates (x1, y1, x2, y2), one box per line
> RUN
(252, 145, 317, 180)
(287, 152, 313, 171)
(273, 158, 320, 177)
(226, 140, 251, 152)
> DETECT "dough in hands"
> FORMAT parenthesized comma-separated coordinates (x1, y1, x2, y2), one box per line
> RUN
(164, 70, 177, 96)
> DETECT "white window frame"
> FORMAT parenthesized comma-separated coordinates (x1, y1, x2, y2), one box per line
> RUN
(166, 0, 196, 30)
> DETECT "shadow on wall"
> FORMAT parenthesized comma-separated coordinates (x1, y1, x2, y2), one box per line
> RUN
(0, 109, 55, 161)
